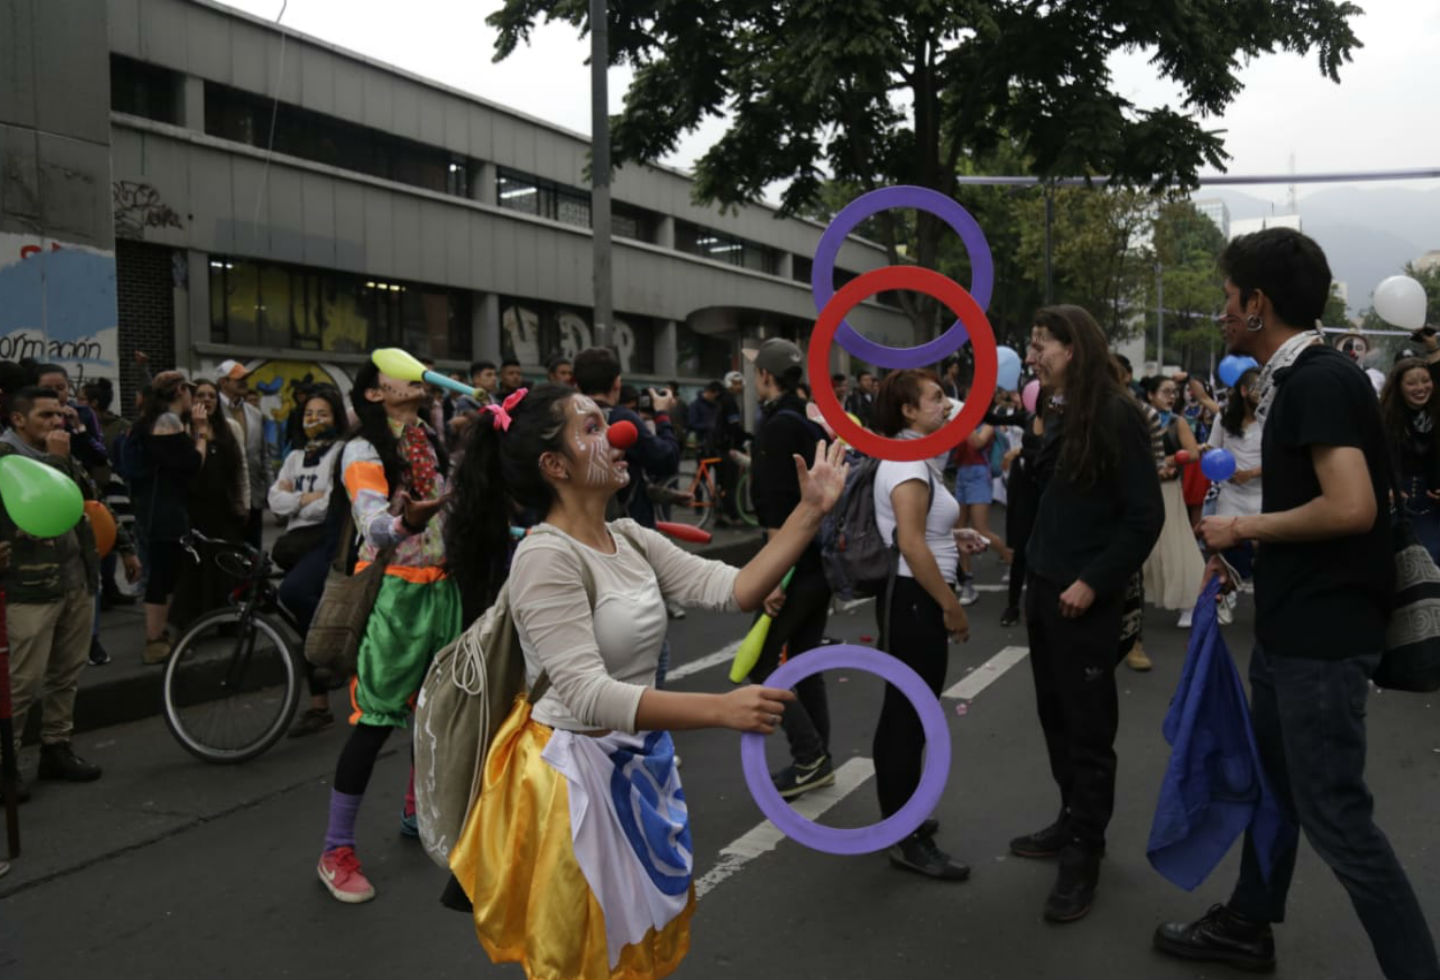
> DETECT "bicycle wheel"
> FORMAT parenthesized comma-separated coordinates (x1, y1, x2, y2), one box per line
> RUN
(736, 471, 759, 526)
(162, 608, 302, 764)
(660, 473, 716, 531)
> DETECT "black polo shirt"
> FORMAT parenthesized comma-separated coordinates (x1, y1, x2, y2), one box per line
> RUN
(751, 392, 826, 571)
(1255, 344, 1393, 659)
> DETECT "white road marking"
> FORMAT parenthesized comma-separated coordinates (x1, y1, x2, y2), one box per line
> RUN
(695, 757, 876, 900)
(667, 641, 741, 681)
(943, 645, 1029, 700)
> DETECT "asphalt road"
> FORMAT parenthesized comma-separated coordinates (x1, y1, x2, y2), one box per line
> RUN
(3, 564, 1439, 980)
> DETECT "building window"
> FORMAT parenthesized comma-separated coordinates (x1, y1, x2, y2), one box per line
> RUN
(496, 169, 592, 229)
(209, 256, 471, 359)
(203, 82, 474, 199)
(675, 221, 779, 275)
(791, 255, 813, 284)
(110, 54, 181, 124)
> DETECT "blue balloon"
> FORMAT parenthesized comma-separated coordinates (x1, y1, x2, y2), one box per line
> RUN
(1200, 448, 1237, 482)
(996, 346, 1023, 391)
(1217, 355, 1260, 388)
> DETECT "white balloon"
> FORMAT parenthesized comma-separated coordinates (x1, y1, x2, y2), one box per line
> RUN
(1374, 275, 1428, 330)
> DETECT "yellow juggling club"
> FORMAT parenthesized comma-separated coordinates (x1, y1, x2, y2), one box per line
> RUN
(729, 567, 796, 683)
(372, 347, 480, 399)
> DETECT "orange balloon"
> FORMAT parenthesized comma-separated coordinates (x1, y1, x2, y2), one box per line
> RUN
(84, 500, 117, 558)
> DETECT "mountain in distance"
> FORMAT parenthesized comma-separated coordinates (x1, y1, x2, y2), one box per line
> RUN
(1198, 185, 1439, 313)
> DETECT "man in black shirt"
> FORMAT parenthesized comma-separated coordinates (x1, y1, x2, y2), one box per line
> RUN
(845, 371, 877, 429)
(744, 338, 833, 798)
(1156, 228, 1438, 979)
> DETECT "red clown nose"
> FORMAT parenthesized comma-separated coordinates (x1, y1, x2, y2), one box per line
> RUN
(607, 419, 639, 450)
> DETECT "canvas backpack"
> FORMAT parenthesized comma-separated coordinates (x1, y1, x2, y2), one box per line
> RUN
(412, 524, 636, 868)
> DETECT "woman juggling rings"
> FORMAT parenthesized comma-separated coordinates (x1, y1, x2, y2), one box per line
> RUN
(442, 384, 848, 980)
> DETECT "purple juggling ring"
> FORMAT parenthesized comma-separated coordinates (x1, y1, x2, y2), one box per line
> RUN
(812, 185, 994, 368)
(739, 644, 951, 854)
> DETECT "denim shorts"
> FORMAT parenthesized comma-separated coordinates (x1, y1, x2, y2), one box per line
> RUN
(954, 463, 993, 505)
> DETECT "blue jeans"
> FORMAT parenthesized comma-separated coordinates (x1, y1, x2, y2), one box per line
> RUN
(1228, 644, 1439, 979)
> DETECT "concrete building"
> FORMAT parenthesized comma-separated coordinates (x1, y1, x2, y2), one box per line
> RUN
(5, 0, 913, 440)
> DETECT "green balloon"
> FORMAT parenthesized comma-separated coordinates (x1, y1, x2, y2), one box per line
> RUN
(0, 454, 84, 538)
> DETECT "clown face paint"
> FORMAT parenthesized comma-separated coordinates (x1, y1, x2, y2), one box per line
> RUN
(567, 395, 630, 490)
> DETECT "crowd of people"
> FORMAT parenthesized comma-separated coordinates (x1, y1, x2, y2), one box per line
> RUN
(1, 225, 1435, 979)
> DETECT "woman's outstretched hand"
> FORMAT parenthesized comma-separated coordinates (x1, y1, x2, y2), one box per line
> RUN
(794, 439, 849, 515)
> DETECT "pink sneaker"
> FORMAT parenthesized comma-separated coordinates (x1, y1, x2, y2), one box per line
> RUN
(316, 846, 375, 904)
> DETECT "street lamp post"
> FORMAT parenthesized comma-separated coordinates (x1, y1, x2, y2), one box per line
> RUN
(590, 0, 613, 350)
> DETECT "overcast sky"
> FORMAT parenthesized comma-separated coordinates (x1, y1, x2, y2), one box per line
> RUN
(217, 0, 1440, 208)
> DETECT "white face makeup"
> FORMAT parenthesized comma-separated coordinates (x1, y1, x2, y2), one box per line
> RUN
(566, 395, 629, 490)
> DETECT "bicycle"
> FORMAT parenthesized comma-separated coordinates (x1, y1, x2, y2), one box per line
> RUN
(161, 530, 304, 764)
(732, 449, 759, 526)
(658, 455, 723, 531)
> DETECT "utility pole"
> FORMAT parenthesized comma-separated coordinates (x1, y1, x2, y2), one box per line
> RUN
(590, 0, 613, 349)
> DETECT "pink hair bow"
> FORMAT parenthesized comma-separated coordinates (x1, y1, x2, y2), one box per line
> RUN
(482, 387, 529, 432)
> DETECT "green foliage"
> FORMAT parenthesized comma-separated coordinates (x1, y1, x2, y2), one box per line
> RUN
(1321, 283, 1351, 329)
(491, 0, 1361, 341)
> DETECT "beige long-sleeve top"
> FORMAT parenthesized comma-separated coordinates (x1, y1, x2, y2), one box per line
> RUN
(509, 519, 740, 733)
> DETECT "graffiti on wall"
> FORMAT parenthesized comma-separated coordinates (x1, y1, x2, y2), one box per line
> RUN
(112, 181, 184, 239)
(501, 300, 645, 373)
(0, 233, 119, 389)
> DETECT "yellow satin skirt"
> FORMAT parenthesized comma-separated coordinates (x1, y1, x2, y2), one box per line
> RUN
(449, 698, 695, 980)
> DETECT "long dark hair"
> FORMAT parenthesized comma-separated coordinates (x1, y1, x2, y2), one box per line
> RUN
(301, 385, 347, 444)
(1035, 304, 1131, 488)
(1220, 368, 1260, 438)
(445, 384, 576, 622)
(1380, 358, 1440, 457)
(346, 361, 448, 496)
(192, 380, 244, 497)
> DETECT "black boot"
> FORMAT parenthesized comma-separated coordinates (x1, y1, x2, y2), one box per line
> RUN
(37, 742, 102, 782)
(1153, 904, 1276, 973)
(1010, 817, 1069, 859)
(1044, 843, 1101, 923)
(0, 774, 30, 804)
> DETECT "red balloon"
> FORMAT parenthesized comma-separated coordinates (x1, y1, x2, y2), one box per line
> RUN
(607, 419, 638, 450)
(84, 499, 117, 557)
(656, 521, 711, 544)
(1173, 450, 1192, 465)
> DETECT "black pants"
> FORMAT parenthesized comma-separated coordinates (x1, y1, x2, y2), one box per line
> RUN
(1024, 574, 1123, 850)
(746, 563, 831, 765)
(717, 455, 741, 519)
(279, 541, 334, 698)
(874, 577, 950, 817)
(1228, 645, 1439, 979)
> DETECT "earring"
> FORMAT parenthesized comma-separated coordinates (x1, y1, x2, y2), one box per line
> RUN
(1245, 315, 1263, 332)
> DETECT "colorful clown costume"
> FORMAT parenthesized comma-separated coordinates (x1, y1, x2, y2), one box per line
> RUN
(341, 422, 461, 728)
(450, 520, 742, 979)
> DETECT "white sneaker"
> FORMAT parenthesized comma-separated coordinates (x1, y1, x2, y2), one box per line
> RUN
(1177, 609, 1193, 629)
(959, 581, 979, 606)
(1218, 602, 1234, 626)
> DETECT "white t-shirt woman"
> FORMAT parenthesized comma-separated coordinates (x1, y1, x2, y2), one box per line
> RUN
(1210, 419, 1263, 517)
(874, 459, 962, 582)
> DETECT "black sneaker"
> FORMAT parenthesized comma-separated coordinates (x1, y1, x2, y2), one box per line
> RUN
(1009, 818, 1069, 859)
(1000, 606, 1021, 628)
(88, 637, 111, 666)
(771, 755, 835, 800)
(1044, 844, 1101, 923)
(918, 818, 939, 839)
(1154, 904, 1277, 973)
(888, 833, 971, 881)
(288, 708, 335, 738)
(37, 742, 102, 782)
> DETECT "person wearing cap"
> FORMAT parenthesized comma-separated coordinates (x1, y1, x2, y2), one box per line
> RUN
(743, 338, 835, 798)
(216, 359, 269, 550)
